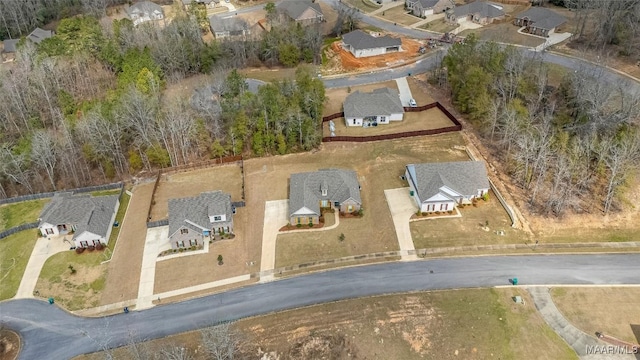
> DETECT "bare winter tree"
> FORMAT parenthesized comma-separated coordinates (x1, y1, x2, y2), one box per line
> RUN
(157, 346, 193, 360)
(333, 2, 360, 36)
(30, 129, 58, 191)
(200, 322, 241, 360)
(599, 131, 640, 214)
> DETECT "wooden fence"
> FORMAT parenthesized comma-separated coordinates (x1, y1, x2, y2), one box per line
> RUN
(322, 112, 344, 122)
(321, 102, 462, 143)
(0, 182, 124, 205)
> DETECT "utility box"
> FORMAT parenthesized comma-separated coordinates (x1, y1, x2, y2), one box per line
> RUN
(48, 297, 54, 304)
(409, 190, 414, 196)
(512, 278, 518, 285)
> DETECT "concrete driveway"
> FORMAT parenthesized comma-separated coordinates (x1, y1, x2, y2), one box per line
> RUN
(384, 188, 418, 261)
(15, 235, 71, 299)
(136, 225, 167, 310)
(260, 200, 289, 282)
(395, 77, 413, 106)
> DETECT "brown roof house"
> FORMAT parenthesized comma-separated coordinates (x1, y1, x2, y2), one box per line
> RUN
(168, 191, 234, 249)
(277, 0, 324, 24)
(38, 192, 120, 248)
(289, 169, 361, 225)
(405, 161, 490, 213)
(343, 87, 404, 127)
(514, 7, 566, 37)
(405, 0, 453, 18)
(446, 1, 505, 25)
(342, 30, 402, 58)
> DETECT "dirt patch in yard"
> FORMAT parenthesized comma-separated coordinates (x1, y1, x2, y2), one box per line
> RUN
(272, 134, 467, 268)
(0, 329, 20, 360)
(149, 164, 244, 222)
(328, 36, 424, 72)
(551, 287, 640, 344)
(153, 207, 253, 294)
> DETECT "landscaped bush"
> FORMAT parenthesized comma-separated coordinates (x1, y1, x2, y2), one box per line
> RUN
(434, 211, 440, 215)
(95, 242, 104, 250)
(308, 222, 313, 227)
(75, 247, 85, 254)
(296, 223, 302, 228)
(416, 210, 423, 216)
(87, 245, 95, 251)
(448, 210, 453, 214)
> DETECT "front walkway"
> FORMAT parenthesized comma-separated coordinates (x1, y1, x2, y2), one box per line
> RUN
(136, 226, 167, 310)
(395, 77, 414, 106)
(15, 235, 71, 299)
(259, 200, 289, 282)
(384, 188, 418, 261)
(451, 20, 482, 35)
(526, 287, 634, 360)
(279, 211, 339, 233)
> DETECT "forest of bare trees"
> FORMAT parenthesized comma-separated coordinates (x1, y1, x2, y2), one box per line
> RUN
(0, 5, 326, 198)
(439, 34, 640, 216)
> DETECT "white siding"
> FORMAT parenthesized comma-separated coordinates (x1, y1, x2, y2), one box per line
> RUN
(405, 169, 422, 208)
(354, 47, 387, 58)
(39, 222, 58, 237)
(421, 201, 455, 213)
(345, 117, 363, 127)
(389, 112, 403, 121)
(75, 231, 103, 247)
(422, 9, 434, 16)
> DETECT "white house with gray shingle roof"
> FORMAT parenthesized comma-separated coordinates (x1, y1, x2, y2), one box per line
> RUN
(126, 1, 164, 26)
(168, 191, 234, 249)
(38, 192, 120, 248)
(405, 0, 452, 18)
(289, 169, 361, 225)
(446, 1, 504, 25)
(342, 30, 402, 58)
(514, 8, 566, 37)
(343, 87, 404, 127)
(405, 161, 490, 213)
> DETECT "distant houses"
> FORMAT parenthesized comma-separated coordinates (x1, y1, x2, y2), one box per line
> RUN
(343, 87, 404, 127)
(209, 15, 251, 39)
(126, 1, 165, 26)
(405, 0, 452, 18)
(1, 39, 19, 62)
(277, 0, 324, 24)
(513, 7, 566, 37)
(446, 1, 505, 25)
(342, 30, 402, 58)
(27, 28, 53, 44)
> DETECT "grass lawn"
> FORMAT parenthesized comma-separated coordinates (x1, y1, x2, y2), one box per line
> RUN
(90, 189, 121, 197)
(551, 287, 640, 344)
(0, 230, 39, 300)
(75, 288, 576, 360)
(411, 190, 530, 249)
(273, 134, 468, 268)
(377, 4, 421, 27)
(344, 0, 380, 13)
(35, 250, 108, 310)
(107, 192, 131, 253)
(539, 227, 640, 244)
(421, 19, 459, 33)
(459, 23, 545, 48)
(239, 66, 312, 83)
(0, 199, 49, 231)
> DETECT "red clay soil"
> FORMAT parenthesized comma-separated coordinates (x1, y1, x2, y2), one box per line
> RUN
(332, 37, 423, 71)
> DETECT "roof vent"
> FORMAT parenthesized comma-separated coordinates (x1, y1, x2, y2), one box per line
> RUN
(321, 179, 328, 197)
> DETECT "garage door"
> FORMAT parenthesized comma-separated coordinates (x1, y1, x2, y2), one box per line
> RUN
(423, 9, 433, 16)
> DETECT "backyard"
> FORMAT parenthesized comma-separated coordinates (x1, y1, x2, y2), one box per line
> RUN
(459, 22, 545, 48)
(0, 230, 39, 300)
(270, 133, 467, 268)
(0, 198, 49, 231)
(344, 0, 380, 13)
(410, 190, 527, 249)
(551, 287, 640, 345)
(75, 288, 576, 360)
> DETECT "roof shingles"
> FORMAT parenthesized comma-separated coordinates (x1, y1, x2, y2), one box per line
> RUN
(343, 87, 404, 119)
(168, 191, 233, 237)
(407, 161, 490, 201)
(289, 169, 361, 217)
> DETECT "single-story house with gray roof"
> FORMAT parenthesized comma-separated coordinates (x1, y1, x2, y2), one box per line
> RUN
(342, 30, 402, 58)
(277, 0, 324, 24)
(446, 1, 505, 25)
(405, 161, 490, 213)
(514, 7, 566, 37)
(27, 28, 53, 44)
(209, 15, 250, 39)
(343, 87, 404, 127)
(168, 191, 234, 249)
(126, 1, 164, 26)
(405, 0, 451, 18)
(289, 169, 361, 225)
(38, 192, 120, 248)
(183, 0, 219, 10)
(1, 39, 19, 62)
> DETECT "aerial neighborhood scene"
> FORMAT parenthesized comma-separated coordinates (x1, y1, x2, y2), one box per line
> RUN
(2, 0, 640, 358)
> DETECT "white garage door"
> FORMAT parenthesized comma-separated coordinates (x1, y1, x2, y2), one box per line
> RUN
(423, 9, 434, 16)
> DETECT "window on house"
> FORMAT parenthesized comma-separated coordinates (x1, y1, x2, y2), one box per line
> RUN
(189, 239, 197, 246)
(81, 241, 88, 248)
(353, 119, 357, 125)
(380, 116, 386, 122)
(46, 228, 54, 235)
(214, 215, 222, 221)
(347, 205, 353, 212)
(181, 228, 188, 234)
(444, 204, 448, 211)
(178, 241, 185, 248)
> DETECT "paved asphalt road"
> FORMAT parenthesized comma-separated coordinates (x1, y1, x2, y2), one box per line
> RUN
(2, 254, 640, 359)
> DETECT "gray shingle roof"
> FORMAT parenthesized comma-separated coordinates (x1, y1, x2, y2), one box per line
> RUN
(289, 169, 361, 217)
(2, 39, 19, 53)
(452, 1, 504, 19)
(209, 15, 249, 33)
(342, 30, 402, 51)
(343, 87, 404, 119)
(39, 192, 119, 239)
(277, 0, 323, 21)
(127, 1, 163, 16)
(409, 0, 440, 8)
(515, 7, 566, 30)
(406, 161, 490, 200)
(27, 28, 53, 44)
(168, 191, 232, 237)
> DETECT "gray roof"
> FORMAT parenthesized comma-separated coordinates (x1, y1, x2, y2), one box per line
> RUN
(408, 0, 441, 8)
(277, 0, 323, 21)
(452, 1, 504, 19)
(39, 192, 119, 239)
(209, 15, 249, 33)
(127, 1, 163, 16)
(27, 28, 53, 44)
(343, 87, 404, 119)
(2, 39, 19, 53)
(289, 169, 361, 217)
(406, 161, 490, 200)
(515, 7, 566, 30)
(168, 191, 232, 237)
(342, 30, 402, 51)
(183, 0, 215, 4)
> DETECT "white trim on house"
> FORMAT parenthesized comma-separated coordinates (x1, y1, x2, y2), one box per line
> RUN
(292, 206, 318, 216)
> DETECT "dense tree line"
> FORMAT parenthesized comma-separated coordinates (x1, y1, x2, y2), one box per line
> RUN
(0, 8, 326, 197)
(439, 35, 640, 215)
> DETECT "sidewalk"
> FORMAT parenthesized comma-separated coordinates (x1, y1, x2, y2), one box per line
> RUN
(384, 188, 418, 261)
(279, 210, 339, 234)
(136, 226, 167, 310)
(259, 200, 288, 282)
(15, 236, 70, 299)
